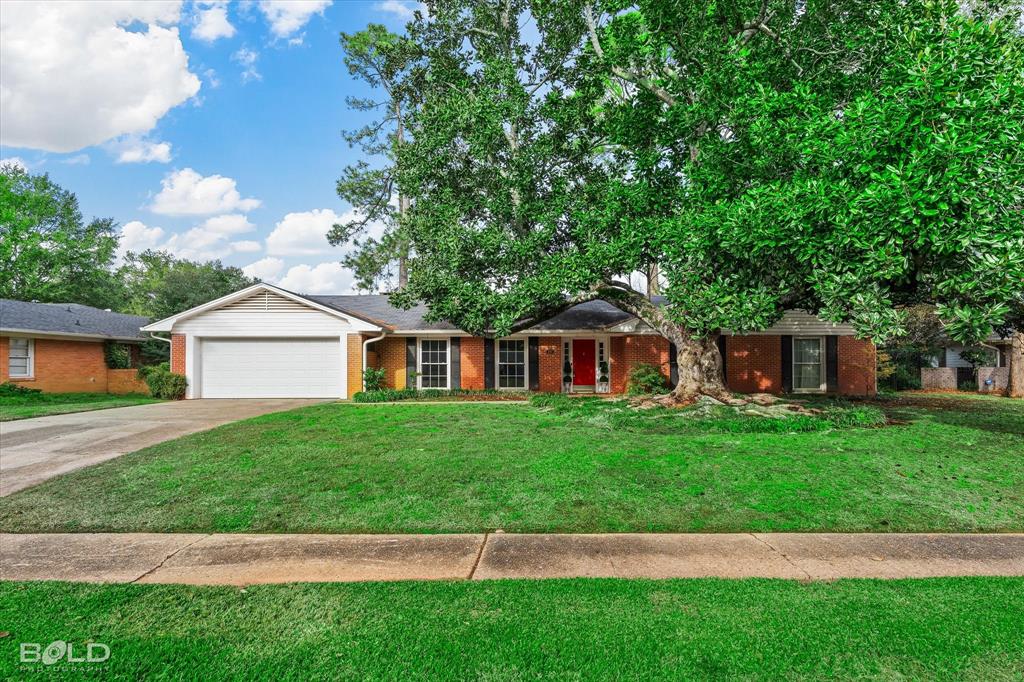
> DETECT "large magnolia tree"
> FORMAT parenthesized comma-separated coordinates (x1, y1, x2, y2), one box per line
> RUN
(393, 0, 1024, 401)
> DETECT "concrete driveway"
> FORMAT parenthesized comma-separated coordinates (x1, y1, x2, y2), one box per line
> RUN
(0, 399, 324, 497)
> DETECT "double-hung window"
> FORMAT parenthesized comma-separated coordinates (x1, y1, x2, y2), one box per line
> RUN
(793, 337, 825, 392)
(497, 339, 526, 389)
(8, 338, 33, 378)
(419, 339, 449, 388)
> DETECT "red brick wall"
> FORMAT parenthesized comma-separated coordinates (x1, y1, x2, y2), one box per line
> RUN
(538, 336, 562, 392)
(838, 337, 877, 396)
(170, 334, 186, 375)
(377, 336, 408, 390)
(0, 336, 8, 380)
(1, 336, 108, 393)
(107, 369, 149, 395)
(725, 335, 782, 394)
(346, 334, 364, 399)
(608, 335, 670, 394)
(461, 337, 485, 390)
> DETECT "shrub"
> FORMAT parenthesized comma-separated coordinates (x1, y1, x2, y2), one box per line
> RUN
(354, 388, 530, 403)
(0, 382, 42, 397)
(104, 342, 132, 369)
(626, 363, 669, 395)
(137, 363, 187, 399)
(363, 367, 386, 392)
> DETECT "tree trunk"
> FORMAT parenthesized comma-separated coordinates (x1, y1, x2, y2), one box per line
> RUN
(1009, 331, 1024, 399)
(588, 281, 732, 403)
(665, 333, 732, 403)
(646, 263, 661, 298)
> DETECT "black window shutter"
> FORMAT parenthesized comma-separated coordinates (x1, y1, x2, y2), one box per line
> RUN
(484, 338, 495, 389)
(450, 337, 461, 389)
(668, 342, 679, 386)
(825, 336, 839, 392)
(781, 335, 793, 393)
(406, 337, 417, 389)
(528, 336, 540, 391)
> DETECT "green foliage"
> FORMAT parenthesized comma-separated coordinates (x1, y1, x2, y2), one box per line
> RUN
(138, 363, 186, 400)
(331, 25, 422, 291)
(392, 0, 1023, 369)
(354, 388, 529, 403)
(118, 250, 255, 321)
(0, 163, 123, 309)
(626, 363, 669, 395)
(363, 367, 387, 392)
(958, 346, 998, 368)
(104, 342, 132, 370)
(0, 382, 42, 397)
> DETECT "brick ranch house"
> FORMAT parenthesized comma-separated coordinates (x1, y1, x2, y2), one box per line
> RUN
(142, 283, 876, 399)
(1, 299, 149, 393)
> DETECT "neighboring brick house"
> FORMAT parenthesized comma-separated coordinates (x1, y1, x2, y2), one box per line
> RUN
(142, 283, 876, 399)
(0, 299, 149, 394)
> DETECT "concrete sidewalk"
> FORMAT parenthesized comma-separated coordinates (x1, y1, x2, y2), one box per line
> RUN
(3, 533, 1022, 585)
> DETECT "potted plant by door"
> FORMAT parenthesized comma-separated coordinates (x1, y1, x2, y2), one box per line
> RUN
(563, 360, 573, 393)
(597, 361, 610, 393)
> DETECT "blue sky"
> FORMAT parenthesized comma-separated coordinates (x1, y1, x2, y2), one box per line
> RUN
(0, 1, 421, 293)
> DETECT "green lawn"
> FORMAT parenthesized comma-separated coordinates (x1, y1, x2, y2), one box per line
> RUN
(0, 392, 160, 421)
(0, 393, 1019, 534)
(2, 578, 1022, 680)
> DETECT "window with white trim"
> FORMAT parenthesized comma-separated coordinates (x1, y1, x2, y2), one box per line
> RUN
(793, 337, 825, 392)
(497, 339, 526, 389)
(418, 339, 449, 388)
(8, 338, 33, 378)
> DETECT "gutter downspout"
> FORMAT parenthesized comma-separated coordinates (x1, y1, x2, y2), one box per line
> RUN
(147, 332, 172, 344)
(362, 331, 387, 390)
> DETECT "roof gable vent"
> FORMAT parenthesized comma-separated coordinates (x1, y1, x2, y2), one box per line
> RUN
(219, 290, 311, 314)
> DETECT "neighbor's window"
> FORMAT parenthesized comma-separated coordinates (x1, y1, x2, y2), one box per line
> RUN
(498, 339, 526, 389)
(419, 339, 449, 388)
(793, 337, 824, 392)
(8, 338, 33, 378)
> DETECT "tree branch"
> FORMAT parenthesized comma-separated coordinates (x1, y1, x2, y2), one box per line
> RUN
(583, 5, 676, 107)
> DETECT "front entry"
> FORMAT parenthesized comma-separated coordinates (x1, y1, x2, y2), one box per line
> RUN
(572, 339, 596, 389)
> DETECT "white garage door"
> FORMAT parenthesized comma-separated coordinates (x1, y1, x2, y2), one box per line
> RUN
(200, 338, 342, 398)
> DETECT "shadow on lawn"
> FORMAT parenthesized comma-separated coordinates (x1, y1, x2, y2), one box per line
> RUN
(874, 395, 1024, 437)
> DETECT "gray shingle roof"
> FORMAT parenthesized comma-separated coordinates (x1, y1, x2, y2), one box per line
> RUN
(0, 299, 149, 340)
(309, 295, 460, 330)
(308, 294, 641, 331)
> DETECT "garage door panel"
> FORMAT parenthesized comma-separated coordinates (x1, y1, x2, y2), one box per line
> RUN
(200, 338, 342, 398)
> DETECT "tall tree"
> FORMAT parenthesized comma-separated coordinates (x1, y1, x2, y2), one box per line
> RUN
(393, 0, 1023, 401)
(117, 250, 256, 321)
(329, 24, 422, 291)
(0, 163, 124, 309)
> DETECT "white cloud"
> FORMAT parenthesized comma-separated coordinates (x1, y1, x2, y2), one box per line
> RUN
(0, 157, 28, 171)
(278, 261, 354, 294)
(192, 1, 235, 43)
(232, 47, 261, 83)
(150, 168, 261, 215)
(200, 213, 255, 234)
(60, 154, 91, 165)
(203, 68, 221, 88)
(242, 256, 285, 281)
(257, 1, 330, 41)
(230, 240, 263, 253)
(114, 137, 173, 164)
(117, 220, 167, 260)
(265, 208, 344, 256)
(0, 1, 201, 153)
(375, 1, 422, 20)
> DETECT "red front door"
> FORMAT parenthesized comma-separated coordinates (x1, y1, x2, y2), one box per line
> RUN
(573, 339, 596, 385)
